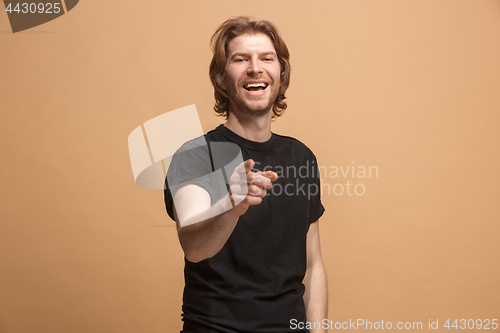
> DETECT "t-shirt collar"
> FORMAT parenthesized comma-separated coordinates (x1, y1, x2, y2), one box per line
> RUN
(216, 124, 275, 151)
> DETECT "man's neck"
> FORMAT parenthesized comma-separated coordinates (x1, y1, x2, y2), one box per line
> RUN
(224, 110, 273, 142)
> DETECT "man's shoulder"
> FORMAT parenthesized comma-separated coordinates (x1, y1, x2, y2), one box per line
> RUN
(204, 124, 227, 142)
(273, 133, 317, 157)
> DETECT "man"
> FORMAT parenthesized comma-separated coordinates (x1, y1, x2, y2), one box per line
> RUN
(164, 16, 328, 333)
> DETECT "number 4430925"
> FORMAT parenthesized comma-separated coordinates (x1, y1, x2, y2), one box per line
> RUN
(444, 319, 498, 330)
(5, 3, 62, 14)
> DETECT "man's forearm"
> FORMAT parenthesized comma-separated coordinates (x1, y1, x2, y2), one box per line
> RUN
(303, 262, 328, 332)
(176, 194, 240, 263)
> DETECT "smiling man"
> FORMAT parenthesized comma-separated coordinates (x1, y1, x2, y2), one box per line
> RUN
(221, 33, 280, 119)
(164, 17, 328, 333)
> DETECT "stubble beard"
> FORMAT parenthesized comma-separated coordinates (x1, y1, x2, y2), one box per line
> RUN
(226, 79, 280, 119)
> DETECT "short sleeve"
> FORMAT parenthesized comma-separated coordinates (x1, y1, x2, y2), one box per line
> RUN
(164, 137, 213, 221)
(164, 136, 246, 222)
(308, 155, 325, 224)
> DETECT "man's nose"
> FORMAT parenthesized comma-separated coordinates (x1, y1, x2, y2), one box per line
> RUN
(246, 58, 263, 75)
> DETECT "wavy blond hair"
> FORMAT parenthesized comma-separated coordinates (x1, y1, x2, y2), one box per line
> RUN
(209, 16, 291, 119)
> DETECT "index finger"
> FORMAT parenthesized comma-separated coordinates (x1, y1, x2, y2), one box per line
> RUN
(244, 159, 255, 173)
(257, 170, 279, 182)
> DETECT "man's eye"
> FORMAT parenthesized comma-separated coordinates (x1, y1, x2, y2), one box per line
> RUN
(235, 58, 245, 62)
(264, 57, 274, 61)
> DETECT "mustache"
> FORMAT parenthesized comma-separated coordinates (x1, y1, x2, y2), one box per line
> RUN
(238, 77, 274, 86)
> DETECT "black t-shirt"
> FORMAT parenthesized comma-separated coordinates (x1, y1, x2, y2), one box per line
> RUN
(164, 124, 325, 333)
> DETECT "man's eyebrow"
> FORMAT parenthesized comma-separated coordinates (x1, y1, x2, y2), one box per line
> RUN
(229, 51, 277, 58)
(261, 51, 277, 57)
(229, 52, 248, 58)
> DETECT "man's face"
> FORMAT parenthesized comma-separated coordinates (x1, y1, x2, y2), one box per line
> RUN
(223, 33, 281, 118)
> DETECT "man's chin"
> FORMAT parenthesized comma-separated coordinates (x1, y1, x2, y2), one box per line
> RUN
(240, 105, 273, 118)
(229, 95, 276, 118)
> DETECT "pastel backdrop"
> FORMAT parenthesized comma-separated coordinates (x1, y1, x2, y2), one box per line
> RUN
(1, 1, 499, 332)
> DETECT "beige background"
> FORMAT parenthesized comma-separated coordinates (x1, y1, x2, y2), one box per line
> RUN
(1, 1, 499, 332)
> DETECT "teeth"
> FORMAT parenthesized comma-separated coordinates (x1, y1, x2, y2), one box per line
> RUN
(245, 83, 267, 88)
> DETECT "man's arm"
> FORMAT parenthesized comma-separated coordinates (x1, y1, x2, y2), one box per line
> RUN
(172, 159, 278, 263)
(303, 220, 328, 332)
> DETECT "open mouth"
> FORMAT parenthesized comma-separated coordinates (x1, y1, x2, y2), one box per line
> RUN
(243, 82, 268, 92)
